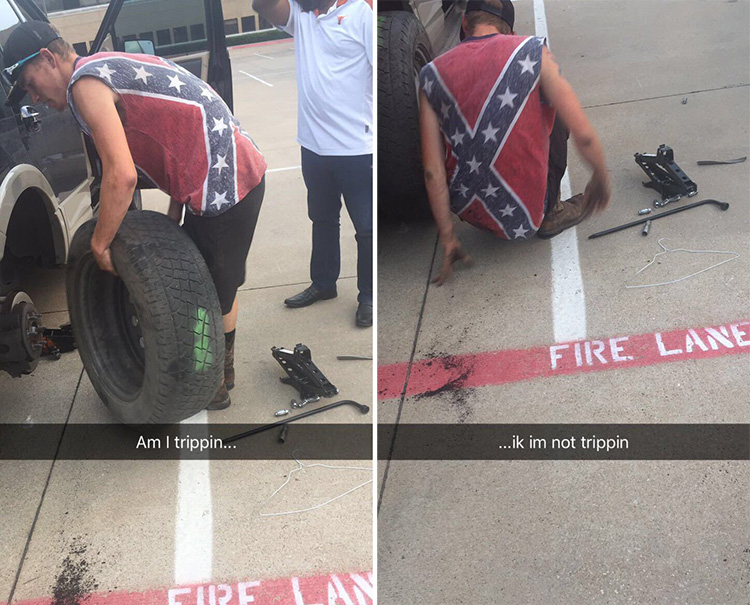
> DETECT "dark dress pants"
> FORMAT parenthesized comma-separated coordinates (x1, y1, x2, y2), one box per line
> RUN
(301, 147, 373, 304)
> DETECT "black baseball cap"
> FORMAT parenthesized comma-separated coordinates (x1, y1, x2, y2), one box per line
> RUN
(465, 0, 515, 30)
(2, 21, 62, 106)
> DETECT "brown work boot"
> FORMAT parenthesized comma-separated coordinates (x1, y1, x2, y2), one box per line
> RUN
(206, 379, 231, 411)
(224, 336, 235, 391)
(537, 193, 589, 239)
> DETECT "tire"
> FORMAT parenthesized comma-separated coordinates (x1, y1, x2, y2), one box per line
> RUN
(378, 11, 434, 222)
(66, 211, 224, 425)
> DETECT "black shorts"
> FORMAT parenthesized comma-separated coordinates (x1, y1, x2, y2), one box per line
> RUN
(182, 177, 265, 315)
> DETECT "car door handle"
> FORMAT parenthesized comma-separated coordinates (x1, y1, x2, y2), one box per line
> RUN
(20, 105, 41, 133)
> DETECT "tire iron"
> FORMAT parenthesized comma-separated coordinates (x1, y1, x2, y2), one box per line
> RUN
(589, 199, 729, 239)
(224, 400, 371, 445)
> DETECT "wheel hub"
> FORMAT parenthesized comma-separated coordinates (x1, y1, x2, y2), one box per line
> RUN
(0, 291, 44, 377)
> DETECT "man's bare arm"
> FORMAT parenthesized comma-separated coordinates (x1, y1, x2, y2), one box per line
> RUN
(539, 47, 610, 213)
(252, 0, 290, 28)
(419, 90, 472, 285)
(72, 77, 138, 274)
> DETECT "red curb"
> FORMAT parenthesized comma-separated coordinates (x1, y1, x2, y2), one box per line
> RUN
(7, 571, 373, 605)
(229, 38, 292, 51)
(378, 320, 750, 400)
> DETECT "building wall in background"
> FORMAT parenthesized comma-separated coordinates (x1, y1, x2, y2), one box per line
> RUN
(33, 0, 271, 55)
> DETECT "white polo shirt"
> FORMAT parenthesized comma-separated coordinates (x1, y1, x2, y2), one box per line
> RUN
(281, 0, 373, 156)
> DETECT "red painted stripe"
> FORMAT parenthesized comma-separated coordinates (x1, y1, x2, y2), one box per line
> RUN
(229, 38, 293, 51)
(6, 571, 373, 605)
(378, 320, 750, 400)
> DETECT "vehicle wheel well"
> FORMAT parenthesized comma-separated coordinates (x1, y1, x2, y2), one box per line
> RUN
(4, 188, 58, 268)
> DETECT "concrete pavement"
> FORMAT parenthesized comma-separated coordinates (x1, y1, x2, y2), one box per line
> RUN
(1, 39, 373, 605)
(377, 0, 749, 602)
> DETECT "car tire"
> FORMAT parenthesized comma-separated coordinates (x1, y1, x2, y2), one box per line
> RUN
(66, 211, 224, 425)
(378, 11, 434, 222)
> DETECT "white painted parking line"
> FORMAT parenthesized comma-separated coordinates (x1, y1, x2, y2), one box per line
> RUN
(239, 70, 274, 87)
(533, 0, 549, 40)
(175, 411, 212, 584)
(255, 52, 275, 59)
(267, 165, 301, 173)
(551, 173, 587, 342)
(533, 0, 588, 343)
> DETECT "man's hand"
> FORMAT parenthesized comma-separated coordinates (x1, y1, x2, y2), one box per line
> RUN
(583, 169, 611, 216)
(433, 236, 473, 286)
(253, 0, 290, 27)
(91, 239, 117, 275)
(419, 88, 472, 286)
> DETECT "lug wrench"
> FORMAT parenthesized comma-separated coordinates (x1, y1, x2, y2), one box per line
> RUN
(588, 199, 729, 240)
(223, 400, 370, 445)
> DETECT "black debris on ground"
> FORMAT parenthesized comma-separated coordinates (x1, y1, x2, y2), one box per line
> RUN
(418, 353, 475, 423)
(50, 538, 100, 605)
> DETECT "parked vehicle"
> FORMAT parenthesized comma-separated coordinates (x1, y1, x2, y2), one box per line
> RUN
(0, 0, 232, 423)
(378, 0, 465, 221)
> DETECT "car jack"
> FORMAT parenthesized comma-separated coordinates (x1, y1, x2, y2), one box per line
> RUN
(41, 324, 76, 359)
(634, 144, 698, 204)
(271, 343, 338, 400)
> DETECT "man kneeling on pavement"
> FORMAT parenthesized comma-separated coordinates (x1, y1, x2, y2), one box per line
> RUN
(3, 21, 267, 410)
(419, 0, 611, 284)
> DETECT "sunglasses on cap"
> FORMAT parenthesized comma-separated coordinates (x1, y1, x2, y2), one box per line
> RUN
(1, 38, 60, 88)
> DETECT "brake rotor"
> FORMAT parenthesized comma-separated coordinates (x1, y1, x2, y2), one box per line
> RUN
(0, 291, 43, 375)
(14, 300, 43, 361)
(1, 291, 32, 312)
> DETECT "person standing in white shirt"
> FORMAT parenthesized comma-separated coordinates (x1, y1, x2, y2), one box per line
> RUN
(254, 0, 373, 327)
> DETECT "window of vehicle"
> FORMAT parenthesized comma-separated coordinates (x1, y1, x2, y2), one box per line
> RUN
(0, 0, 36, 48)
(0, 1, 20, 29)
(104, 0, 209, 56)
(0, 0, 19, 103)
(1, 0, 38, 79)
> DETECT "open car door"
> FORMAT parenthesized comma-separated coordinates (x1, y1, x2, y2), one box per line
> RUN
(89, 0, 233, 109)
(85, 0, 234, 194)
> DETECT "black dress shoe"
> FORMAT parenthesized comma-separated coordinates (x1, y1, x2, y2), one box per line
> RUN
(355, 302, 373, 327)
(284, 284, 337, 308)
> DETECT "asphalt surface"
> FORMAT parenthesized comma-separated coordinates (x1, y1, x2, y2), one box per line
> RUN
(1, 40, 373, 604)
(378, 1, 749, 603)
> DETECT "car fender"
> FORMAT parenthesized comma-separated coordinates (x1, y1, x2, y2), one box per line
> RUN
(0, 164, 69, 265)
